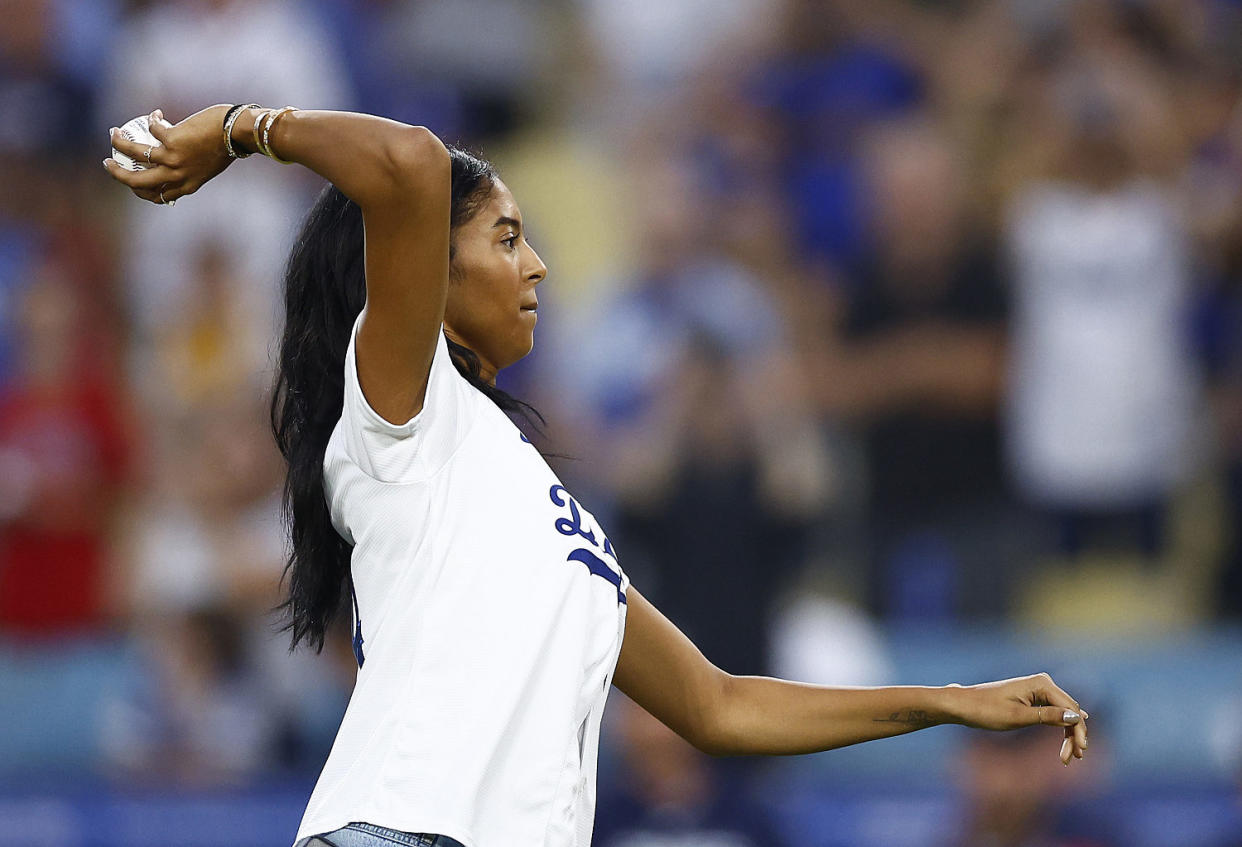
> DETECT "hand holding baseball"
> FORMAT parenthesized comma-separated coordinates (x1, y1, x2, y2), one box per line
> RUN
(103, 105, 234, 205)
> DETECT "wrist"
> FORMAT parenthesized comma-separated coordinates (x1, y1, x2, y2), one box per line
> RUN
(207, 103, 233, 146)
(932, 683, 969, 725)
(231, 106, 264, 156)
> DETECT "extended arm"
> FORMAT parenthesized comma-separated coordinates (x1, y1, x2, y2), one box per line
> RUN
(612, 585, 1087, 762)
(105, 105, 449, 425)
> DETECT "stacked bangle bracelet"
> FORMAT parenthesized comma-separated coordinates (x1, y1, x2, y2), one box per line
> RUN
(223, 103, 299, 164)
(222, 103, 259, 158)
(259, 106, 298, 164)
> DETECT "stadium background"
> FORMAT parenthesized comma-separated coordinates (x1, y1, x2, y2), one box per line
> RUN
(1, 0, 1240, 844)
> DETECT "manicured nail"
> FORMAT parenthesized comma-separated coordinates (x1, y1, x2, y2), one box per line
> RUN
(1063, 710, 1081, 724)
(102, 159, 109, 169)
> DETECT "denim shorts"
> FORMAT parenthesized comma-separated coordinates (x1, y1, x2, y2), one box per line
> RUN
(298, 822, 467, 847)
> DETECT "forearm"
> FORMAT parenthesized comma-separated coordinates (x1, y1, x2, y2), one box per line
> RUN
(230, 106, 442, 208)
(706, 675, 962, 756)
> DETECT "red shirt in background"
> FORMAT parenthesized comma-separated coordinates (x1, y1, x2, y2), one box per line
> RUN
(0, 378, 130, 636)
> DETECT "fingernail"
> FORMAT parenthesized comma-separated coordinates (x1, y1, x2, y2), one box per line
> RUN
(102, 159, 109, 169)
(1081, 710, 1089, 720)
(1063, 710, 1081, 724)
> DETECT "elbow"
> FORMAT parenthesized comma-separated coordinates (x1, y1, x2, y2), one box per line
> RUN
(383, 126, 450, 195)
(695, 736, 735, 758)
(689, 671, 739, 757)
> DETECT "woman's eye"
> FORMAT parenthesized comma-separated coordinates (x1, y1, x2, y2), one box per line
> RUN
(502, 235, 518, 250)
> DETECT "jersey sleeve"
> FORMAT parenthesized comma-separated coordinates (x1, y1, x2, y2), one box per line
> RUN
(338, 310, 474, 484)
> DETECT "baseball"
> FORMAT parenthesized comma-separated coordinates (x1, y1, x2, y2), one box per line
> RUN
(111, 114, 162, 171)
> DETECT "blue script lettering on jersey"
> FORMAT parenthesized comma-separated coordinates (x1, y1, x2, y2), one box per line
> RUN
(567, 548, 625, 605)
(549, 484, 624, 605)
(349, 573, 365, 668)
(549, 484, 597, 544)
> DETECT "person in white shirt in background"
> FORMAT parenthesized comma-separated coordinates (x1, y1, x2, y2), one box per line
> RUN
(1005, 77, 1199, 559)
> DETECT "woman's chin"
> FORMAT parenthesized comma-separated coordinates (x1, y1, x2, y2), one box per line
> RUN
(502, 331, 536, 368)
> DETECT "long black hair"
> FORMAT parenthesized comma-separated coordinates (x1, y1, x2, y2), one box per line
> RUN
(270, 145, 545, 654)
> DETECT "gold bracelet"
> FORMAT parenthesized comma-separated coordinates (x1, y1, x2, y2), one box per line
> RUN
(252, 107, 272, 157)
(261, 105, 298, 164)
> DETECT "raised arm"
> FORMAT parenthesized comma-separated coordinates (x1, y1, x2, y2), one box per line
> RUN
(612, 585, 1088, 764)
(105, 105, 450, 424)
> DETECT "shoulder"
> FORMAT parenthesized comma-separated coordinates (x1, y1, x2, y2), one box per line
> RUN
(334, 313, 482, 484)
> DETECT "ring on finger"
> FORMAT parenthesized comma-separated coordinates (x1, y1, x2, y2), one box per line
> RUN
(144, 145, 153, 164)
(158, 185, 175, 207)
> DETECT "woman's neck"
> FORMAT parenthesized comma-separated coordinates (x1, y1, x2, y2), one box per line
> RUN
(443, 326, 498, 385)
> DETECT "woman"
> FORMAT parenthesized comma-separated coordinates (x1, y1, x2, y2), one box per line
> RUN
(104, 105, 1088, 847)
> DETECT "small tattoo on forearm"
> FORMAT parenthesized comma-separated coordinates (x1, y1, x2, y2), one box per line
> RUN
(874, 710, 934, 726)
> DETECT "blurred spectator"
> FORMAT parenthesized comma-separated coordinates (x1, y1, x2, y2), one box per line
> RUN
(0, 259, 132, 638)
(100, 603, 279, 787)
(116, 384, 346, 770)
(749, 0, 924, 273)
(1177, 53, 1242, 618)
(334, 0, 555, 142)
(0, 0, 121, 387)
(123, 390, 283, 620)
(940, 724, 1116, 847)
(145, 240, 265, 418)
(606, 333, 812, 676)
(0, 0, 116, 158)
(574, 0, 771, 132)
(99, 0, 353, 379)
(813, 117, 1011, 620)
(1003, 68, 1199, 560)
(593, 695, 786, 847)
(545, 149, 820, 676)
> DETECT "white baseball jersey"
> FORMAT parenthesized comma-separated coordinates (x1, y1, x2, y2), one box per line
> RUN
(293, 310, 630, 847)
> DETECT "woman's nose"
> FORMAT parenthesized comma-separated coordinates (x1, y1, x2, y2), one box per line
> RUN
(527, 249, 547, 283)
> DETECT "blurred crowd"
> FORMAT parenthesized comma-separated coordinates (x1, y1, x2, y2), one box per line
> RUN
(1, 0, 1241, 844)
